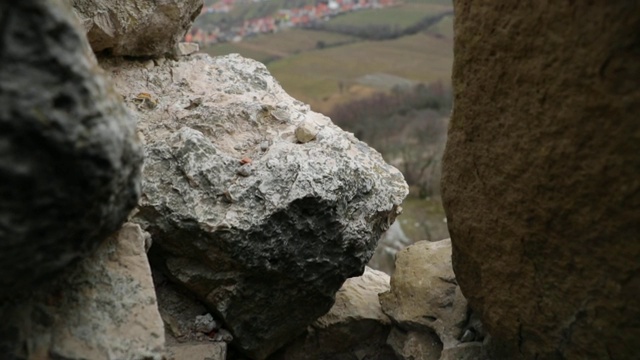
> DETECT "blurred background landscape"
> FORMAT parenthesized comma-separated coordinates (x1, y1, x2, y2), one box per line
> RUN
(190, 0, 453, 246)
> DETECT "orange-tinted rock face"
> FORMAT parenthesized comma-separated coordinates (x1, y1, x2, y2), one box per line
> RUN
(443, 1, 640, 359)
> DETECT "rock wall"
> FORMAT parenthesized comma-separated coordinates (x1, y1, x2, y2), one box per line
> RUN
(443, 1, 640, 359)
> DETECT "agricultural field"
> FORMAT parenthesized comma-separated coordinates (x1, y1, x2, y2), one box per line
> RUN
(266, 32, 453, 112)
(202, 29, 357, 64)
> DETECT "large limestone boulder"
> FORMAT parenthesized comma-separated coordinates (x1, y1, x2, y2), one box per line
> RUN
(380, 239, 486, 360)
(0, 223, 165, 359)
(0, 0, 142, 295)
(271, 267, 397, 360)
(104, 54, 408, 359)
(443, 1, 640, 359)
(72, 0, 203, 57)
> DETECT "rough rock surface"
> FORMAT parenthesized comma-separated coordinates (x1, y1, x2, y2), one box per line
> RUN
(443, 1, 640, 359)
(380, 240, 468, 348)
(0, 0, 142, 295)
(380, 239, 486, 359)
(167, 343, 226, 360)
(72, 0, 203, 57)
(153, 270, 233, 347)
(386, 327, 442, 360)
(104, 54, 408, 359)
(271, 267, 397, 360)
(0, 223, 165, 360)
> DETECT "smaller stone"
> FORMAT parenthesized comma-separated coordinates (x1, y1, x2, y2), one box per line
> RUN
(210, 329, 234, 342)
(260, 141, 270, 151)
(460, 329, 475, 343)
(194, 313, 217, 334)
(176, 42, 200, 56)
(440, 342, 487, 360)
(295, 119, 320, 143)
(237, 164, 253, 177)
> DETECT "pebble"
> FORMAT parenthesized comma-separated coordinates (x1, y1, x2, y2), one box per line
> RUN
(194, 313, 218, 333)
(460, 329, 476, 343)
(237, 164, 252, 177)
(210, 328, 234, 342)
(295, 118, 320, 143)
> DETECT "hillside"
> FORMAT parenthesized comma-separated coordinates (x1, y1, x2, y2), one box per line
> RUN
(267, 31, 452, 113)
(200, 1, 454, 113)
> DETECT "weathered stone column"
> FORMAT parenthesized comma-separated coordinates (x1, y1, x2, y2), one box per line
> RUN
(442, 1, 640, 359)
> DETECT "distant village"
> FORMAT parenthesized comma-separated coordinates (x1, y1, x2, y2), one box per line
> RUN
(186, 0, 395, 45)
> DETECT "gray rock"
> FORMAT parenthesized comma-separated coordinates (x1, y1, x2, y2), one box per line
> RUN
(0, 0, 142, 295)
(177, 42, 200, 56)
(0, 223, 165, 360)
(71, 0, 203, 57)
(212, 329, 234, 343)
(195, 313, 217, 334)
(104, 54, 408, 359)
(271, 267, 397, 360)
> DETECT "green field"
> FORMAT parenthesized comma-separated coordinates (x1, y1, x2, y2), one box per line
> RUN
(266, 32, 453, 108)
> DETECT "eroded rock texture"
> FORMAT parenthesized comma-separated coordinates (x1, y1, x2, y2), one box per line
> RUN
(271, 267, 397, 360)
(443, 1, 640, 359)
(72, 0, 203, 57)
(0, 0, 142, 295)
(104, 54, 408, 359)
(380, 240, 485, 359)
(0, 223, 165, 360)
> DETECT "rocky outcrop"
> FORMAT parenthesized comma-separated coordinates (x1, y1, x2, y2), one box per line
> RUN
(380, 240, 486, 360)
(443, 1, 640, 359)
(71, 0, 203, 57)
(0, 223, 165, 359)
(0, 0, 142, 295)
(271, 267, 397, 360)
(103, 54, 408, 359)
